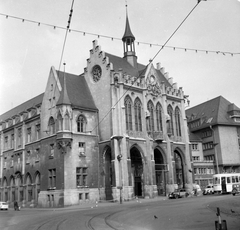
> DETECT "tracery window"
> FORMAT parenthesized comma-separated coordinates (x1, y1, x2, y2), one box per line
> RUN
(77, 115, 86, 133)
(175, 107, 182, 137)
(167, 105, 174, 135)
(48, 117, 55, 135)
(64, 113, 70, 131)
(134, 98, 142, 131)
(156, 103, 163, 131)
(124, 96, 133, 131)
(57, 113, 63, 131)
(147, 100, 155, 132)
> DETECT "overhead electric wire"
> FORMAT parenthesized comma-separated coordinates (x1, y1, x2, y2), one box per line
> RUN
(91, 1, 202, 133)
(0, 12, 239, 56)
(58, 0, 75, 71)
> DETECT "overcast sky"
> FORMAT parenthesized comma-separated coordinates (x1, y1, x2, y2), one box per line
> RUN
(0, 0, 240, 115)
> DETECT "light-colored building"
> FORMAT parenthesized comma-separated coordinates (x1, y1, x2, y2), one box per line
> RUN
(0, 13, 193, 208)
(187, 96, 240, 188)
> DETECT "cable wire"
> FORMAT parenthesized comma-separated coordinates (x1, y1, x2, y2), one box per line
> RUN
(91, 1, 201, 133)
(0, 12, 238, 56)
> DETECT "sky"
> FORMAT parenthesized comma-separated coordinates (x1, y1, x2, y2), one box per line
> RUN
(0, 0, 240, 115)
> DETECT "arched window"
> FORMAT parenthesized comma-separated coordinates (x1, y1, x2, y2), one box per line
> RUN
(124, 96, 132, 131)
(57, 113, 63, 131)
(10, 176, 15, 202)
(64, 112, 70, 131)
(3, 177, 8, 202)
(147, 100, 154, 131)
(175, 107, 182, 137)
(134, 98, 142, 132)
(156, 103, 163, 131)
(77, 115, 86, 133)
(48, 117, 55, 135)
(167, 105, 174, 135)
(26, 174, 33, 202)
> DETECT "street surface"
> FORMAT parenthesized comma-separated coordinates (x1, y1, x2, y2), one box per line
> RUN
(0, 194, 239, 230)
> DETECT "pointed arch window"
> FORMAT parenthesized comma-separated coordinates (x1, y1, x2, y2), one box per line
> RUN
(175, 107, 182, 137)
(134, 98, 142, 132)
(64, 113, 70, 131)
(156, 103, 163, 131)
(77, 115, 86, 133)
(48, 117, 55, 135)
(57, 113, 63, 131)
(124, 96, 133, 131)
(147, 101, 155, 131)
(167, 105, 174, 135)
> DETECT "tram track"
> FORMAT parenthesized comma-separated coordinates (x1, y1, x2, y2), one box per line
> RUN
(86, 211, 123, 230)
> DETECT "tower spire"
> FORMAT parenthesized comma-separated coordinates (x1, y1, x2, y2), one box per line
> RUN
(122, 3, 137, 67)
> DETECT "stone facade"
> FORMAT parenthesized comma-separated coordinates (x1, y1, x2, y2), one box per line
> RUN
(0, 14, 193, 208)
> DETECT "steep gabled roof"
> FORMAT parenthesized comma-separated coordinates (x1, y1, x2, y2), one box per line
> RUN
(0, 93, 44, 122)
(105, 52, 172, 88)
(56, 71, 97, 111)
(105, 52, 145, 76)
(186, 96, 240, 129)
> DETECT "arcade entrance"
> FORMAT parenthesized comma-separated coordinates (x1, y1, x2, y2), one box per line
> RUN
(154, 149, 167, 196)
(130, 147, 143, 197)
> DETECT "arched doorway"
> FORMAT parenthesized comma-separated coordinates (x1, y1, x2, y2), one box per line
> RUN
(174, 150, 185, 188)
(104, 147, 113, 200)
(130, 147, 143, 197)
(154, 149, 166, 196)
(35, 172, 40, 205)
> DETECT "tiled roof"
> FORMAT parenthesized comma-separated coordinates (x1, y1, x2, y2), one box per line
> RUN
(186, 96, 240, 129)
(155, 69, 172, 88)
(105, 52, 145, 76)
(189, 131, 202, 142)
(0, 93, 44, 122)
(105, 52, 171, 88)
(57, 71, 97, 111)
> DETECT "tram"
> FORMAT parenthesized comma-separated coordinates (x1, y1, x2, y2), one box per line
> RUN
(213, 173, 240, 193)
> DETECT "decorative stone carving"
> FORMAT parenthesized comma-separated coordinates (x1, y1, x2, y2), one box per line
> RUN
(57, 140, 72, 154)
(146, 75, 162, 97)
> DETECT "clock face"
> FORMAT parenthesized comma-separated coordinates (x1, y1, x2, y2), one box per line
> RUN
(92, 65, 102, 82)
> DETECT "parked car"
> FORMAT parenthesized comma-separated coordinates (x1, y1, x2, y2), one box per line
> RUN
(168, 188, 187, 199)
(203, 184, 214, 195)
(232, 183, 240, 196)
(0, 202, 8, 210)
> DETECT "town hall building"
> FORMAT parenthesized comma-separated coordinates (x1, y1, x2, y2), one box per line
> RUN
(0, 13, 193, 208)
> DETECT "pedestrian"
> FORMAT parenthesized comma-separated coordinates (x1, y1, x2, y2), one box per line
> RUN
(14, 201, 19, 211)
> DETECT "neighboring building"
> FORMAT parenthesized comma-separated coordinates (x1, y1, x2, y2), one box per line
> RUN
(0, 12, 193, 208)
(189, 132, 214, 188)
(186, 96, 240, 188)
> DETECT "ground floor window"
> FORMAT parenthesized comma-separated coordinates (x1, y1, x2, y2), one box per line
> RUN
(76, 167, 88, 187)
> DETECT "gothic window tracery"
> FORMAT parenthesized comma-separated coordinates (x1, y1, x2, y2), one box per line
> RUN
(134, 98, 142, 132)
(124, 96, 133, 131)
(175, 107, 182, 137)
(156, 103, 163, 132)
(147, 100, 155, 132)
(77, 115, 86, 133)
(167, 105, 174, 135)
